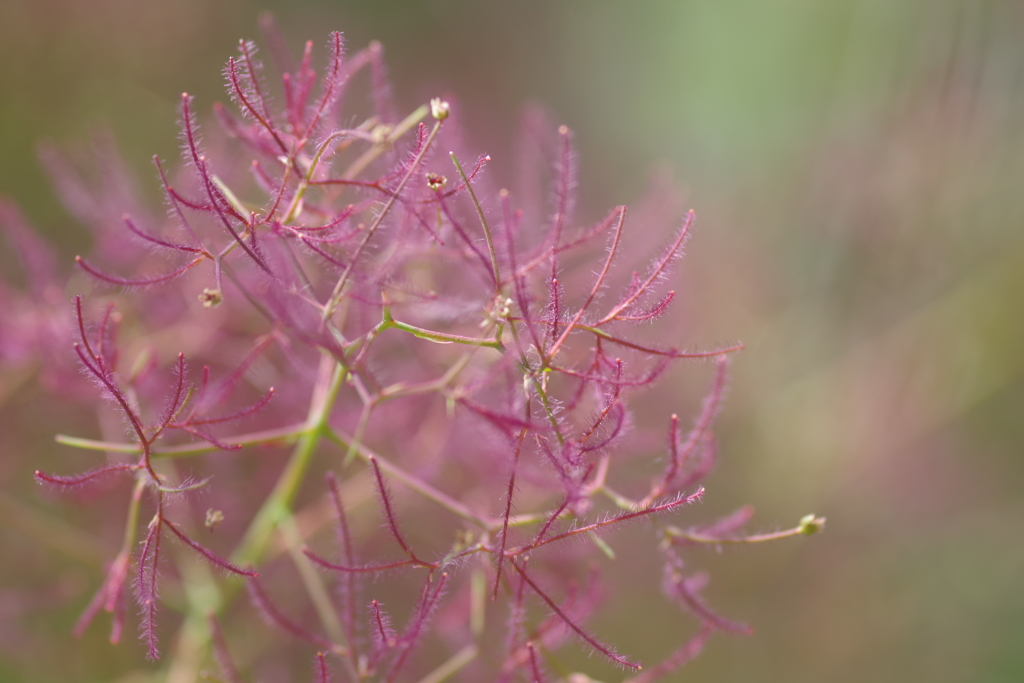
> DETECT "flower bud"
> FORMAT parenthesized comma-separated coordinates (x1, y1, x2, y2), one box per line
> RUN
(205, 509, 225, 531)
(199, 288, 223, 308)
(426, 172, 447, 191)
(430, 97, 450, 120)
(798, 514, 825, 535)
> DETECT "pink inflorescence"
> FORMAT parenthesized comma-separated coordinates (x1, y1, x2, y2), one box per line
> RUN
(2, 15, 823, 682)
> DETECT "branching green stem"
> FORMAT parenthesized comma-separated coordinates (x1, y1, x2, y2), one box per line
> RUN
(382, 307, 505, 351)
(233, 355, 346, 566)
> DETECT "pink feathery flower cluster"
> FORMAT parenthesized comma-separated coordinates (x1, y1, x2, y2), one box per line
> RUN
(2, 17, 822, 682)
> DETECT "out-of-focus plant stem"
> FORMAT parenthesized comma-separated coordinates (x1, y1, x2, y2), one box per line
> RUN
(166, 353, 349, 681)
(234, 354, 346, 566)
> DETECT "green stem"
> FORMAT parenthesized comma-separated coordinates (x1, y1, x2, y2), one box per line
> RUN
(282, 114, 381, 224)
(597, 484, 639, 510)
(503, 507, 571, 528)
(55, 422, 308, 459)
(385, 316, 505, 351)
(451, 152, 501, 291)
(378, 351, 474, 402)
(279, 515, 348, 652)
(211, 175, 252, 217)
(343, 104, 429, 180)
(413, 644, 478, 683)
(343, 401, 374, 468)
(121, 477, 146, 552)
(54, 434, 139, 453)
(233, 356, 346, 566)
(470, 560, 487, 639)
(531, 374, 565, 446)
(167, 560, 222, 683)
(667, 517, 826, 545)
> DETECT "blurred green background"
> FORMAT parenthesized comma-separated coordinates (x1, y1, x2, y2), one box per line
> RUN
(2, 0, 1023, 681)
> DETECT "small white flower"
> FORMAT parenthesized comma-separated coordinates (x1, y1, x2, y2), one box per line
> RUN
(430, 97, 450, 121)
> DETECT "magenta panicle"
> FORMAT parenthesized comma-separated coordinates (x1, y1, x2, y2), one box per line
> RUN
(4, 17, 826, 683)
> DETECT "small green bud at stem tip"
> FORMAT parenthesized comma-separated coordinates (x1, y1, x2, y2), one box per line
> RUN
(798, 514, 825, 535)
